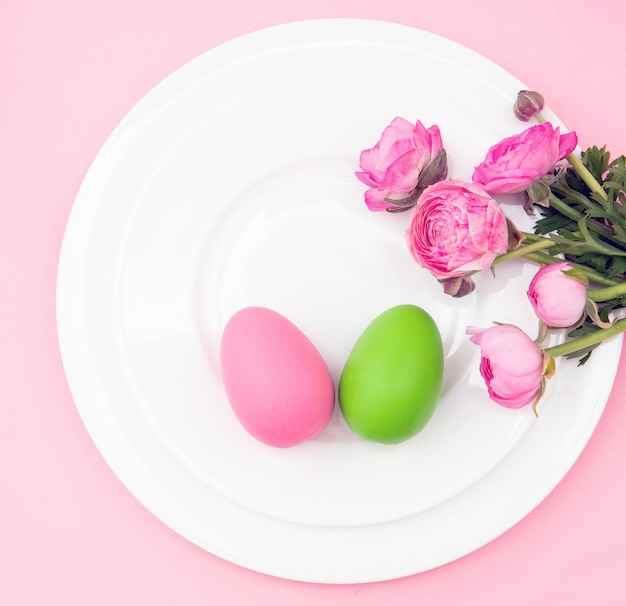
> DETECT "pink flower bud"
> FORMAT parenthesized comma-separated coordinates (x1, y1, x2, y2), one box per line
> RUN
(467, 324, 545, 409)
(514, 90, 545, 121)
(527, 262, 588, 328)
(439, 274, 476, 297)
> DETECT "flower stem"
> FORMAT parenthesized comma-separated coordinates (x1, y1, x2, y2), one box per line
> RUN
(548, 195, 619, 242)
(493, 228, 622, 286)
(492, 238, 556, 265)
(543, 318, 626, 358)
(522, 251, 622, 287)
(535, 111, 607, 201)
(587, 281, 626, 302)
(565, 152, 608, 201)
(547, 193, 583, 221)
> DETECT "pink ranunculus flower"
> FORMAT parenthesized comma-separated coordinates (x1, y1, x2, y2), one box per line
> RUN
(527, 262, 588, 328)
(406, 179, 508, 280)
(471, 122, 578, 194)
(356, 117, 446, 211)
(466, 324, 546, 409)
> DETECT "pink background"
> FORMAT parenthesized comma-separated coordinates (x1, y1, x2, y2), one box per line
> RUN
(2, 0, 626, 603)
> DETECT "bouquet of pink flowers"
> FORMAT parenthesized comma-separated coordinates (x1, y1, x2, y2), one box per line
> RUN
(356, 90, 626, 414)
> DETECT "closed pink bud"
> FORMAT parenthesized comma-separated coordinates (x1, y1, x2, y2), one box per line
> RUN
(527, 262, 588, 327)
(514, 90, 545, 122)
(467, 324, 545, 409)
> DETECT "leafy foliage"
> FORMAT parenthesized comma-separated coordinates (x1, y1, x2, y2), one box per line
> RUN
(531, 146, 626, 362)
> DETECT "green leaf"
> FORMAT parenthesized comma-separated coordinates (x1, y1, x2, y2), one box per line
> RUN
(523, 145, 626, 292)
(534, 214, 572, 235)
(577, 217, 626, 256)
(551, 181, 596, 210)
(582, 145, 611, 181)
(576, 351, 594, 366)
(602, 180, 625, 190)
(584, 207, 611, 218)
(608, 256, 626, 277)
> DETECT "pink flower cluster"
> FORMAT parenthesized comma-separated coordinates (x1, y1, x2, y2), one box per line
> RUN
(356, 112, 586, 411)
(357, 117, 577, 285)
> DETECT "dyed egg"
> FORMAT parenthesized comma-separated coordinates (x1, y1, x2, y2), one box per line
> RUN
(219, 307, 335, 447)
(338, 304, 443, 444)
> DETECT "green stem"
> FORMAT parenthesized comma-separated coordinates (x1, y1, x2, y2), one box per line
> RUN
(535, 111, 607, 201)
(492, 234, 623, 286)
(543, 318, 626, 358)
(520, 232, 545, 243)
(492, 238, 557, 265)
(566, 152, 608, 201)
(549, 194, 622, 243)
(587, 281, 626, 302)
(548, 193, 584, 221)
(495, 229, 623, 286)
(523, 251, 622, 287)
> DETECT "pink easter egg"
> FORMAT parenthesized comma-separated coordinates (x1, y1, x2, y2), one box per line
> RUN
(220, 307, 335, 447)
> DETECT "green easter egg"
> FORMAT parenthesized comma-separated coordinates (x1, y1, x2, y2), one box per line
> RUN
(338, 304, 444, 444)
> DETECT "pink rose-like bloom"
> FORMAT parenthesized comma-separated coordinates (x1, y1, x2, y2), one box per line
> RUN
(471, 122, 578, 194)
(406, 180, 508, 280)
(356, 117, 445, 211)
(527, 262, 587, 327)
(467, 324, 545, 409)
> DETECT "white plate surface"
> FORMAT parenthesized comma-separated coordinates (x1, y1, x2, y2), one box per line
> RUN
(56, 19, 622, 583)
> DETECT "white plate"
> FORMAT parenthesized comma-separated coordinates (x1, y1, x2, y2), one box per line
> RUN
(56, 19, 622, 583)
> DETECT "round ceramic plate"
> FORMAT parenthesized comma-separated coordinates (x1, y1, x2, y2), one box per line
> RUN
(56, 19, 622, 583)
